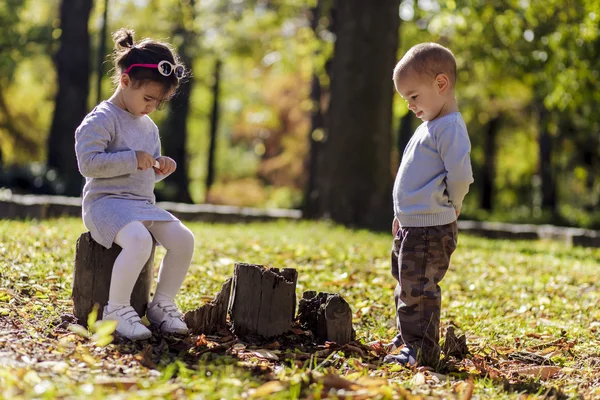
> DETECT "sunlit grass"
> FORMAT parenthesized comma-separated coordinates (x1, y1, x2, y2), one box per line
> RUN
(1, 218, 600, 398)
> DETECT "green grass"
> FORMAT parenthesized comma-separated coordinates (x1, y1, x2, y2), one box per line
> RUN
(1, 218, 600, 399)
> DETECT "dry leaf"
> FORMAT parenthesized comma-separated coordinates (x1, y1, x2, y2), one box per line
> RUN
(411, 372, 426, 385)
(252, 349, 279, 361)
(136, 344, 157, 369)
(514, 365, 561, 379)
(322, 374, 359, 391)
(251, 381, 286, 397)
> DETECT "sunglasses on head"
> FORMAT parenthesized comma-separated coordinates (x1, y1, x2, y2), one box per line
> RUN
(123, 60, 185, 80)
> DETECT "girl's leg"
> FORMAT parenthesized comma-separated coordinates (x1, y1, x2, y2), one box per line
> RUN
(108, 221, 154, 307)
(104, 221, 154, 340)
(146, 220, 195, 302)
(145, 221, 194, 334)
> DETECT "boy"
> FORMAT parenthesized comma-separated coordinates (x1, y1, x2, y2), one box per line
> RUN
(384, 43, 473, 368)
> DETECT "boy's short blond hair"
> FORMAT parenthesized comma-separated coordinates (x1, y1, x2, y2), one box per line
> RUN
(393, 43, 457, 86)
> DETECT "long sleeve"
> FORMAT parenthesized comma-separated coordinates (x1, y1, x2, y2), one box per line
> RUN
(436, 122, 474, 211)
(75, 115, 138, 178)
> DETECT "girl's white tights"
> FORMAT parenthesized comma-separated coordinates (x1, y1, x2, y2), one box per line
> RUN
(106, 220, 195, 309)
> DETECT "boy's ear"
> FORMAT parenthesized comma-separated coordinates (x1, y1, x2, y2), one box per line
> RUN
(435, 73, 450, 93)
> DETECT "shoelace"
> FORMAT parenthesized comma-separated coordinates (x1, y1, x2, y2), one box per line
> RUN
(115, 307, 143, 324)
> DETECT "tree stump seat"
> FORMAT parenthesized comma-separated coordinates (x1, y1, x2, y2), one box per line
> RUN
(72, 232, 155, 326)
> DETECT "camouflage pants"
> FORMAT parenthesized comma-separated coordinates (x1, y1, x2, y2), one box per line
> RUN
(391, 222, 458, 367)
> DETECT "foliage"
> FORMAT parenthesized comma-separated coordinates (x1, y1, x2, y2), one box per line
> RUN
(1, 0, 600, 222)
(2, 218, 600, 398)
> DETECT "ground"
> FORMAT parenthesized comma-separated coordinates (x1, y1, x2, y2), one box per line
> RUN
(1, 218, 600, 399)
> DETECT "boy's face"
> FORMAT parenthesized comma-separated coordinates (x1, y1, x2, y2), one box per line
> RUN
(394, 69, 449, 122)
(121, 76, 174, 117)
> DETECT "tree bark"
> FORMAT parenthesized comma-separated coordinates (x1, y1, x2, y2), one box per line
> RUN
(397, 112, 413, 163)
(537, 102, 556, 213)
(47, 0, 93, 197)
(184, 278, 231, 335)
(302, 0, 325, 217)
(297, 291, 355, 345)
(160, 2, 196, 203)
(95, 0, 109, 105)
(228, 263, 297, 339)
(316, 0, 400, 230)
(72, 232, 155, 326)
(481, 116, 500, 211)
(205, 58, 221, 199)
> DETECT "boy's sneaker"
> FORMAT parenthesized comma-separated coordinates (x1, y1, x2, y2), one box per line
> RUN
(383, 345, 417, 366)
(103, 305, 152, 341)
(146, 300, 189, 334)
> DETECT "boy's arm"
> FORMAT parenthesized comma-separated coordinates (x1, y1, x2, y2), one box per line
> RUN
(75, 116, 138, 178)
(436, 122, 474, 212)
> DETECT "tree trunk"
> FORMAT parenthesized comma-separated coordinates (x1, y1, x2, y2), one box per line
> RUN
(397, 112, 413, 163)
(161, 20, 195, 203)
(47, 0, 93, 197)
(205, 58, 221, 199)
(72, 232, 155, 326)
(302, 1, 325, 218)
(184, 278, 231, 335)
(481, 116, 500, 211)
(297, 291, 355, 345)
(316, 0, 400, 230)
(228, 263, 297, 339)
(95, 0, 109, 105)
(537, 103, 556, 213)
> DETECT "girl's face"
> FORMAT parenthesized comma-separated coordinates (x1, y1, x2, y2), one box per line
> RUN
(394, 69, 449, 122)
(121, 76, 174, 117)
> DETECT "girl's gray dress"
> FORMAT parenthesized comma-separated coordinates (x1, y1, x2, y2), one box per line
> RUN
(75, 101, 178, 249)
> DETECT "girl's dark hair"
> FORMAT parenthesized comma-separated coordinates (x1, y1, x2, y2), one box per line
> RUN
(111, 28, 186, 100)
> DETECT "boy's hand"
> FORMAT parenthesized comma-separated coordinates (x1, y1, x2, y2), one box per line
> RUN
(392, 217, 400, 237)
(456, 208, 460, 219)
(136, 151, 155, 170)
(154, 156, 177, 175)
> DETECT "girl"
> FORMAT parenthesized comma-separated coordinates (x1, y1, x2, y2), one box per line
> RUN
(75, 28, 194, 340)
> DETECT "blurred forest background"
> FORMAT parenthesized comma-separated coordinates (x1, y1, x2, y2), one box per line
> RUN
(1, 0, 599, 230)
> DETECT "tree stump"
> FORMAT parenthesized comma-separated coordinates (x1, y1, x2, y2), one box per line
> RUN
(297, 291, 355, 345)
(228, 263, 298, 338)
(184, 278, 232, 335)
(72, 232, 155, 326)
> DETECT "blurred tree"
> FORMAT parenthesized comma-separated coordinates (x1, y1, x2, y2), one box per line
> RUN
(303, 0, 333, 217)
(0, 0, 51, 164)
(160, 0, 197, 203)
(95, 0, 109, 105)
(47, 0, 93, 196)
(315, 0, 400, 230)
(205, 58, 221, 197)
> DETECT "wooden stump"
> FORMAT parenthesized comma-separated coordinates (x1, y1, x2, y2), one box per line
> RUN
(297, 291, 355, 345)
(184, 278, 232, 335)
(228, 263, 298, 338)
(72, 232, 155, 326)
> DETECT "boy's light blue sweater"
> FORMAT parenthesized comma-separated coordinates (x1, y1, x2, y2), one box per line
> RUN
(393, 112, 473, 227)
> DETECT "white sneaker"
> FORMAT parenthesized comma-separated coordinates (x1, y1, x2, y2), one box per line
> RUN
(103, 305, 152, 341)
(146, 300, 189, 335)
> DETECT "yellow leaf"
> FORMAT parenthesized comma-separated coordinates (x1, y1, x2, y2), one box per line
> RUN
(251, 381, 286, 398)
(514, 366, 561, 380)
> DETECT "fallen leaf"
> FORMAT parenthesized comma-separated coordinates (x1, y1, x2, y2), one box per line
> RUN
(411, 372, 426, 385)
(322, 374, 359, 391)
(251, 381, 286, 398)
(252, 349, 279, 361)
(514, 365, 561, 379)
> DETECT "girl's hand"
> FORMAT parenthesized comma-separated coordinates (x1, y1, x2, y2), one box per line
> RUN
(154, 156, 177, 175)
(136, 151, 155, 170)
